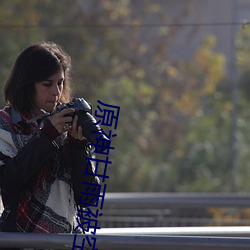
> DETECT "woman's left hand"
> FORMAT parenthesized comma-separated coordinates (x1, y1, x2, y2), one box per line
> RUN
(68, 115, 86, 140)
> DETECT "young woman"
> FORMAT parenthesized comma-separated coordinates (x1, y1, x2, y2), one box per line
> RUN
(0, 42, 99, 233)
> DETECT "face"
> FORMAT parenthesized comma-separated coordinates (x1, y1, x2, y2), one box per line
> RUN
(33, 68, 64, 115)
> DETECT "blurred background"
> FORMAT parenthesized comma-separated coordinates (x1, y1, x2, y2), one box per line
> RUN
(1, 0, 250, 227)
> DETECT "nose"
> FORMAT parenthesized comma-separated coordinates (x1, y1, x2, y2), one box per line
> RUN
(52, 83, 60, 96)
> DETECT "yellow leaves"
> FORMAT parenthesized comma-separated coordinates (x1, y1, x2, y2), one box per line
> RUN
(221, 102, 232, 118)
(165, 36, 226, 116)
(202, 35, 216, 48)
(166, 66, 179, 78)
(103, 0, 130, 21)
(107, 68, 155, 106)
(0, 0, 41, 26)
(236, 25, 250, 71)
(131, 69, 155, 105)
(194, 36, 225, 93)
(201, 54, 225, 95)
(175, 91, 200, 116)
(149, 3, 161, 13)
(159, 27, 169, 36)
(134, 69, 145, 79)
(237, 51, 247, 68)
(208, 207, 250, 226)
(138, 44, 148, 55)
(138, 82, 155, 105)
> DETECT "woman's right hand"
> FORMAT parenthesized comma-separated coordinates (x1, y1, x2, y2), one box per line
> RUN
(48, 108, 75, 134)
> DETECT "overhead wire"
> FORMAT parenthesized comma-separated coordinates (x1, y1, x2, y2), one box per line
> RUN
(0, 21, 248, 29)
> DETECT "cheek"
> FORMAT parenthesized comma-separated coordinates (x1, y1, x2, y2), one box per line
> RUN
(34, 94, 44, 106)
(34, 86, 48, 105)
(33, 87, 41, 104)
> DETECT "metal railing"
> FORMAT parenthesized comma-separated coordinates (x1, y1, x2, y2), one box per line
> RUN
(1, 228, 250, 249)
(1, 193, 250, 249)
(96, 226, 250, 237)
(97, 193, 250, 227)
(103, 192, 250, 207)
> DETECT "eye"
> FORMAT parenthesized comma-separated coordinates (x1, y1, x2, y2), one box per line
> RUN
(57, 79, 64, 86)
(43, 81, 52, 87)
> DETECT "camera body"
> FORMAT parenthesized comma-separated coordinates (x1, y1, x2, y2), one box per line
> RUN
(54, 97, 92, 114)
(54, 98, 109, 148)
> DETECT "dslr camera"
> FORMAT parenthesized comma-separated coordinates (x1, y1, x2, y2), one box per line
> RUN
(53, 98, 110, 148)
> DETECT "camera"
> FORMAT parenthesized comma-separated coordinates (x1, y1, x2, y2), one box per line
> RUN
(53, 98, 110, 149)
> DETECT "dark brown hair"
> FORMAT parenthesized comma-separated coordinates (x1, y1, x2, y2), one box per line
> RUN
(4, 41, 72, 112)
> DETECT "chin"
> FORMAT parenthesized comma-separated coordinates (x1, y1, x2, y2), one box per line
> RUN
(40, 107, 54, 114)
(47, 104, 57, 112)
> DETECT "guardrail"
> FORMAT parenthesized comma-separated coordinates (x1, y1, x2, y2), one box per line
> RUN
(97, 226, 250, 237)
(104, 193, 250, 207)
(1, 227, 250, 249)
(97, 193, 250, 227)
(1, 193, 250, 249)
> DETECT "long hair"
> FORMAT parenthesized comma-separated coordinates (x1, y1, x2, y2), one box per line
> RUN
(4, 41, 73, 112)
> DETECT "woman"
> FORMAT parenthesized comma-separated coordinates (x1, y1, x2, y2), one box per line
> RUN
(0, 42, 99, 233)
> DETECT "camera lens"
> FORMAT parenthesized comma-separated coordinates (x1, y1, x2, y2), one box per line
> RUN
(77, 111, 110, 150)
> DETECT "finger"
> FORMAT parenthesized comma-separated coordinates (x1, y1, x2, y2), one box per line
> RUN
(68, 116, 78, 138)
(48, 115, 72, 133)
(72, 115, 78, 130)
(51, 109, 74, 123)
(77, 126, 85, 140)
(61, 116, 73, 124)
(58, 108, 75, 117)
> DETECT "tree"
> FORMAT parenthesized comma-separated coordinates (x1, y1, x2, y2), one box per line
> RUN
(0, 0, 230, 192)
(0, 0, 46, 104)
(234, 24, 250, 191)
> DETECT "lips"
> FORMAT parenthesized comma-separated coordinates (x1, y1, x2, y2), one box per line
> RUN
(46, 101, 57, 109)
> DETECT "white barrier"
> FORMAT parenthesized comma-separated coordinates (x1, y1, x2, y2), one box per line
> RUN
(96, 226, 250, 237)
(0, 227, 250, 249)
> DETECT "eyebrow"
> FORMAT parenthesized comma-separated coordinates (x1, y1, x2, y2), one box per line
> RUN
(43, 78, 64, 82)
